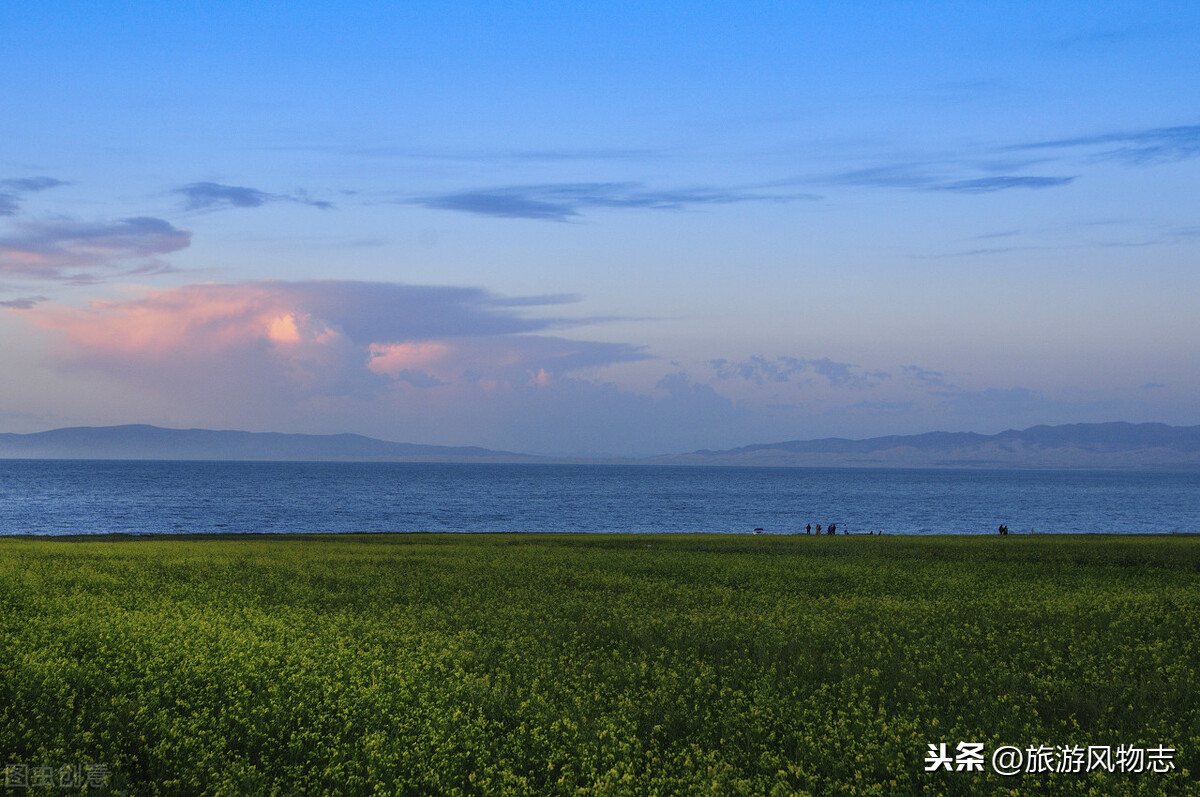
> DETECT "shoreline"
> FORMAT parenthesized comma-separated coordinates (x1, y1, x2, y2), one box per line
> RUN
(4, 529, 1199, 541)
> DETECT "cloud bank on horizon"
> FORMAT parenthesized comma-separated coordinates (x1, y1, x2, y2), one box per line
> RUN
(1, 4, 1198, 456)
(27, 279, 645, 389)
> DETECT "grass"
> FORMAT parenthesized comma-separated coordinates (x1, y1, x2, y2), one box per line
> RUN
(1, 533, 1197, 795)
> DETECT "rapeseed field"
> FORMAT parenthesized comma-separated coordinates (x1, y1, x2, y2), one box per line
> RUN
(1, 533, 1196, 795)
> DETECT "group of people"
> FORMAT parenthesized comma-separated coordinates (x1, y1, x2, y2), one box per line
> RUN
(767, 522, 1020, 535)
(803, 523, 881, 535)
(752, 523, 884, 535)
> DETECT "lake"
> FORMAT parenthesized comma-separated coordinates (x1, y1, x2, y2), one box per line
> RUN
(1, 460, 1197, 536)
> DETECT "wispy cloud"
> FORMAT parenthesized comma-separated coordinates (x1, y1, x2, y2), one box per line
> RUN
(799, 122, 1196, 201)
(709, 355, 888, 389)
(0, 295, 47, 309)
(423, 191, 576, 221)
(806, 358, 889, 388)
(0, 177, 66, 193)
(0, 217, 191, 282)
(1011, 124, 1200, 165)
(0, 176, 67, 216)
(814, 165, 1076, 194)
(910, 245, 1046, 260)
(812, 164, 937, 190)
(934, 175, 1075, 193)
(900, 365, 952, 388)
(176, 182, 333, 211)
(414, 182, 815, 221)
(710, 355, 809, 385)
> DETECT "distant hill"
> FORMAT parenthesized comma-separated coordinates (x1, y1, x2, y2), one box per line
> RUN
(2, 422, 1199, 469)
(0, 425, 539, 463)
(649, 422, 1200, 470)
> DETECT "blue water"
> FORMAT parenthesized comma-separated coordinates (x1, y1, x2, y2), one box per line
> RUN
(0, 461, 1196, 536)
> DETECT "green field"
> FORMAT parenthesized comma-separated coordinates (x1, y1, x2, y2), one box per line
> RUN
(1, 533, 1197, 795)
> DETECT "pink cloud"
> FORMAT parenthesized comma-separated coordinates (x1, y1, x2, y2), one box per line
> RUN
(367, 341, 454, 376)
(33, 283, 295, 357)
(4, 279, 698, 453)
(19, 280, 646, 395)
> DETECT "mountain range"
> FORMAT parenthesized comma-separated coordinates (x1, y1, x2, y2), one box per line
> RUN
(0, 425, 536, 463)
(1, 422, 1199, 469)
(649, 422, 1200, 469)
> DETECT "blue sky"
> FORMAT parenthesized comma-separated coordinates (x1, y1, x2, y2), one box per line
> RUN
(2, 2, 1198, 455)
